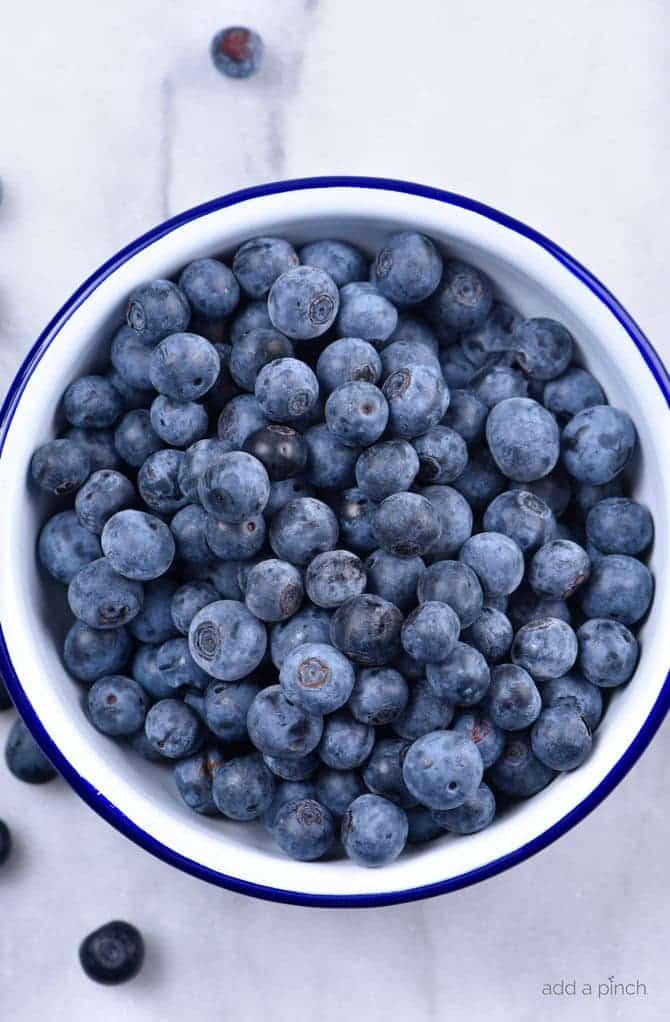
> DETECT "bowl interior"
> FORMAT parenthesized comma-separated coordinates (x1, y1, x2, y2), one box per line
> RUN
(1, 184, 668, 902)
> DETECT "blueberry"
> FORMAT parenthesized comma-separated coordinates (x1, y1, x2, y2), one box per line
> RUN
(451, 709, 505, 768)
(473, 365, 528, 408)
(488, 733, 555, 797)
(460, 302, 521, 363)
(263, 752, 319, 782)
(431, 782, 496, 835)
(341, 794, 408, 867)
(212, 754, 275, 821)
(543, 367, 606, 421)
(485, 663, 541, 731)
(373, 492, 441, 558)
(417, 560, 483, 628)
(170, 504, 211, 563)
(234, 237, 299, 299)
(229, 328, 294, 391)
(331, 487, 377, 554)
(420, 485, 473, 560)
(267, 265, 339, 340)
(439, 344, 480, 388)
(463, 607, 513, 664)
(149, 333, 220, 402)
(79, 921, 145, 985)
(145, 698, 203, 759)
(106, 368, 150, 411)
(585, 498, 653, 556)
(101, 510, 175, 581)
(114, 409, 162, 467)
(325, 380, 389, 447)
(529, 539, 591, 599)
(189, 600, 266, 680)
(508, 584, 571, 630)
(364, 549, 424, 613)
(129, 576, 178, 643)
(68, 557, 143, 629)
(87, 675, 148, 737)
(247, 685, 323, 758)
(198, 451, 269, 522)
(63, 375, 123, 429)
(31, 438, 90, 496)
(217, 397, 268, 456)
(230, 301, 273, 344)
(580, 554, 653, 625)
(487, 398, 560, 482)
(412, 426, 467, 485)
(148, 395, 208, 448)
(383, 365, 448, 440)
(562, 405, 637, 484)
(138, 449, 188, 514)
(406, 806, 444, 844)
(155, 637, 209, 690)
(314, 767, 365, 818)
(68, 427, 122, 472)
(577, 617, 639, 687)
(273, 798, 335, 860)
(63, 621, 132, 682)
(316, 337, 382, 392)
(392, 676, 454, 740)
(442, 389, 488, 444)
(426, 641, 491, 706)
(574, 476, 624, 517)
(362, 738, 416, 808)
(387, 316, 439, 352)
(270, 605, 332, 668)
(73, 470, 135, 535)
(254, 357, 319, 423)
(243, 424, 307, 481)
(178, 258, 240, 319)
(38, 510, 102, 583)
(270, 497, 339, 565)
(301, 423, 358, 490)
(379, 339, 440, 384)
(245, 558, 304, 621)
(514, 318, 573, 380)
(265, 476, 316, 516)
(211, 26, 264, 78)
(401, 601, 460, 663)
(451, 448, 506, 512)
(459, 532, 525, 597)
(174, 746, 225, 815)
(348, 666, 409, 725)
(262, 780, 318, 830)
(303, 549, 365, 609)
(126, 279, 190, 344)
(511, 617, 578, 680)
(171, 581, 218, 634)
(177, 437, 227, 501)
(402, 730, 483, 810)
(318, 709, 375, 769)
(542, 672, 603, 730)
(531, 706, 592, 771)
(5, 719, 57, 784)
(203, 678, 261, 740)
(483, 489, 556, 555)
(131, 645, 174, 700)
(373, 232, 443, 305)
(279, 642, 355, 714)
(299, 239, 367, 286)
(127, 728, 164, 761)
(335, 282, 398, 345)
(330, 594, 402, 666)
(110, 326, 153, 390)
(0, 819, 11, 865)
(426, 259, 493, 336)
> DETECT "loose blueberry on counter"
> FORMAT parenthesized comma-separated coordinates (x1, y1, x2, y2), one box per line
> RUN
(79, 921, 145, 985)
(101, 509, 175, 581)
(362, 737, 416, 808)
(270, 605, 332, 668)
(451, 710, 505, 769)
(144, 698, 203, 759)
(31, 439, 90, 496)
(485, 663, 541, 731)
(63, 375, 123, 429)
(426, 642, 491, 706)
(528, 539, 591, 599)
(531, 706, 592, 771)
(392, 676, 454, 740)
(247, 685, 324, 758)
(341, 794, 408, 867)
(203, 678, 261, 741)
(305, 549, 366, 609)
(5, 719, 57, 784)
(318, 709, 375, 769)
(38, 511, 102, 584)
(417, 559, 483, 628)
(562, 405, 637, 484)
(383, 364, 449, 439)
(426, 259, 493, 336)
(174, 746, 225, 815)
(87, 675, 149, 737)
(432, 782, 496, 835)
(279, 642, 355, 715)
(402, 731, 483, 811)
(244, 558, 303, 622)
(577, 617, 639, 687)
(488, 734, 556, 797)
(541, 673, 603, 731)
(330, 594, 402, 667)
(267, 265, 339, 340)
(580, 554, 653, 626)
(373, 231, 443, 306)
(511, 617, 578, 680)
(270, 497, 339, 565)
(401, 601, 460, 664)
(189, 600, 266, 680)
(335, 282, 398, 345)
(273, 798, 336, 861)
(212, 754, 275, 821)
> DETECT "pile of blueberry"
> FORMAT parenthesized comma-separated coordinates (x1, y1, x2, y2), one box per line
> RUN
(30, 228, 654, 868)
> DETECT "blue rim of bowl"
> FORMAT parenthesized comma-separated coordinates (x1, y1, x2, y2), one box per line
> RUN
(1, 175, 669, 908)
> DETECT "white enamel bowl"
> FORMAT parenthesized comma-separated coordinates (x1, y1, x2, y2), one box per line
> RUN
(1, 177, 669, 907)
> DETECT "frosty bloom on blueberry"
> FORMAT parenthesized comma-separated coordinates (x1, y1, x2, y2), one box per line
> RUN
(30, 224, 654, 868)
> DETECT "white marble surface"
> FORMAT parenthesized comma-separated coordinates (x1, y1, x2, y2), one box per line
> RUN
(1, 1, 669, 1019)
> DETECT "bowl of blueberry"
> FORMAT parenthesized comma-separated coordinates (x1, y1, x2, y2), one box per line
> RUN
(1, 177, 668, 906)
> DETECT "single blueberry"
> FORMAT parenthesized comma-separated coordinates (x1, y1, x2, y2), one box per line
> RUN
(280, 642, 355, 715)
(426, 259, 493, 336)
(431, 782, 496, 835)
(451, 710, 505, 768)
(5, 719, 57, 784)
(488, 733, 555, 797)
(473, 365, 529, 408)
(417, 560, 483, 628)
(128, 576, 179, 643)
(63, 622, 132, 683)
(31, 438, 90, 496)
(486, 397, 560, 482)
(170, 504, 211, 564)
(101, 510, 175, 581)
(420, 485, 473, 560)
(171, 581, 218, 634)
(87, 675, 148, 737)
(577, 617, 639, 687)
(247, 685, 324, 758)
(314, 767, 365, 819)
(270, 497, 339, 565)
(585, 497, 653, 556)
(335, 282, 398, 345)
(189, 600, 267, 680)
(462, 607, 513, 664)
(212, 754, 275, 821)
(138, 448, 188, 514)
(531, 706, 592, 771)
(403, 730, 483, 810)
(364, 549, 425, 613)
(63, 375, 123, 429)
(270, 604, 332, 668)
(459, 532, 525, 597)
(273, 798, 336, 860)
(244, 558, 304, 621)
(348, 666, 409, 725)
(145, 698, 203, 759)
(383, 364, 449, 440)
(203, 678, 261, 741)
(580, 554, 653, 625)
(174, 746, 226, 815)
(325, 380, 389, 448)
(114, 409, 162, 468)
(401, 601, 460, 663)
(232, 237, 299, 299)
(412, 426, 467, 485)
(373, 231, 443, 306)
(330, 594, 402, 666)
(451, 448, 506, 512)
(483, 489, 556, 555)
(362, 738, 416, 808)
(426, 641, 491, 706)
(68, 557, 144, 629)
(198, 450, 270, 522)
(38, 510, 102, 583)
(149, 332, 220, 402)
(79, 921, 145, 985)
(303, 423, 359, 489)
(529, 539, 591, 599)
(511, 617, 578, 680)
(178, 257, 240, 319)
(562, 405, 637, 484)
(126, 279, 190, 344)
(316, 337, 382, 392)
(331, 487, 378, 555)
(268, 265, 339, 340)
(229, 328, 294, 392)
(318, 709, 375, 769)
(442, 389, 488, 444)
(543, 367, 606, 421)
(392, 676, 454, 740)
(341, 794, 408, 867)
(514, 318, 573, 380)
(373, 492, 441, 558)
(485, 663, 541, 731)
(542, 672, 603, 730)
